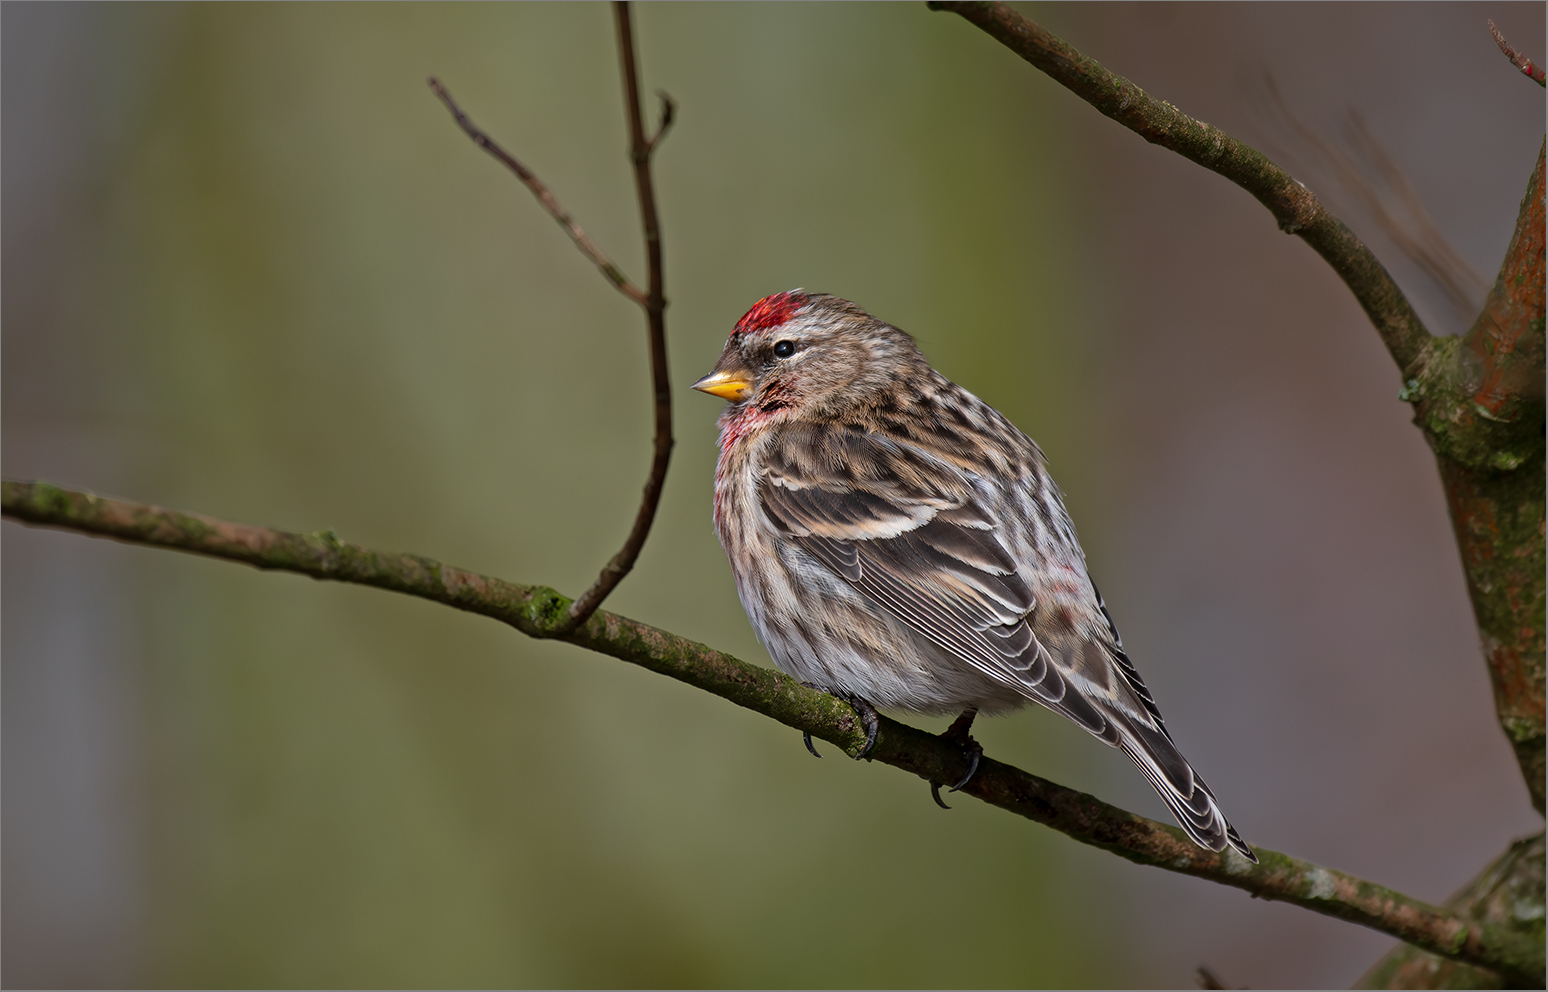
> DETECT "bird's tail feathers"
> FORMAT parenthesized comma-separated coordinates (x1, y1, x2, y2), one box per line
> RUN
(1117, 724, 1257, 863)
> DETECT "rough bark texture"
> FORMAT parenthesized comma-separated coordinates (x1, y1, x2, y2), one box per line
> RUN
(1358, 832, 1546, 990)
(1408, 143, 1546, 814)
(926, 7, 1546, 985)
(928, 1, 1546, 815)
(2, 480, 1544, 986)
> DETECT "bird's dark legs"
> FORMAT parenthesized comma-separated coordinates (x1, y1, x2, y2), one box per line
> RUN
(930, 707, 982, 809)
(799, 684, 880, 759)
(943, 707, 981, 788)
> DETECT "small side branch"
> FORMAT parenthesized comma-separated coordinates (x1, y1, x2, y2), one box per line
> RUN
(429, 0, 672, 634)
(2, 481, 1542, 986)
(926, 1, 1433, 374)
(428, 77, 645, 305)
(647, 92, 676, 153)
(556, 0, 673, 632)
(1490, 19, 1547, 87)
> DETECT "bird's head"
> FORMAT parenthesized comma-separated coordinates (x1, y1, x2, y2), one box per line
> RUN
(692, 291, 923, 417)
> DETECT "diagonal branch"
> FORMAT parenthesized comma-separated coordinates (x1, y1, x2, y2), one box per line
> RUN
(1358, 831, 1546, 989)
(926, 0, 1434, 373)
(2, 480, 1542, 986)
(429, 1, 672, 634)
(930, 0, 1546, 843)
(428, 77, 646, 306)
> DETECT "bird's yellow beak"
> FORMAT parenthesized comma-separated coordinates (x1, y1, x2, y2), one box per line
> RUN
(691, 370, 752, 402)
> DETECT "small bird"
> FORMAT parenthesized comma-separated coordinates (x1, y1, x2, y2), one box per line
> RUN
(693, 291, 1255, 861)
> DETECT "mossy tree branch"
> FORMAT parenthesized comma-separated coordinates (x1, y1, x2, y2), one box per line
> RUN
(926, 0, 1434, 372)
(924, 9, 1544, 985)
(3, 480, 1543, 986)
(1359, 832, 1546, 990)
(1409, 144, 1546, 814)
(429, 0, 674, 634)
(928, 0, 1546, 821)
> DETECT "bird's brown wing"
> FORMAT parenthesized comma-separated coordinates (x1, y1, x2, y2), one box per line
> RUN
(760, 421, 1254, 861)
(759, 422, 1111, 734)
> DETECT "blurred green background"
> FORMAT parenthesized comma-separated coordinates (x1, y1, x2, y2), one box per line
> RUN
(4, 3, 1543, 988)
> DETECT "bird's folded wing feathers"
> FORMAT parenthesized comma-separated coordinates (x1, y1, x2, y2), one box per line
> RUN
(758, 422, 1254, 861)
(759, 424, 1108, 733)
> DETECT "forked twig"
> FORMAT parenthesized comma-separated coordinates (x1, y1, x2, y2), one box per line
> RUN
(1, 479, 1542, 986)
(1490, 19, 1547, 87)
(558, 0, 674, 632)
(429, 0, 673, 633)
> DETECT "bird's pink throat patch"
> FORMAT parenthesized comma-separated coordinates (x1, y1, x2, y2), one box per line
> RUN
(715, 401, 776, 453)
(732, 291, 807, 338)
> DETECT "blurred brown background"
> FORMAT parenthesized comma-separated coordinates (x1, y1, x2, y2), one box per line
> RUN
(3, 2, 1542, 988)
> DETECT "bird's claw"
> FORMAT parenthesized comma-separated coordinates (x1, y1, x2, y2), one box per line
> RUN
(948, 745, 981, 792)
(798, 683, 879, 760)
(846, 695, 880, 758)
(930, 707, 982, 809)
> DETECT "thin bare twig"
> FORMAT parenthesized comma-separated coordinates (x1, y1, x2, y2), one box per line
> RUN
(429, 1, 672, 634)
(1490, 19, 1547, 87)
(555, 0, 673, 632)
(1, 479, 1542, 986)
(428, 77, 646, 305)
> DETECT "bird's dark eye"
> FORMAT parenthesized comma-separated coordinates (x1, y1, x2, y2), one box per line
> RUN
(772, 340, 796, 359)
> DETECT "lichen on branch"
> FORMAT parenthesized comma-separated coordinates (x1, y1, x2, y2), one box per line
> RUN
(3, 480, 1542, 985)
(429, 1, 674, 635)
(1409, 142, 1546, 813)
(1359, 832, 1546, 990)
(929, 0, 1548, 954)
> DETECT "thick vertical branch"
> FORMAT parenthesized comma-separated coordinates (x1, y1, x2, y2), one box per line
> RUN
(925, 13, 1546, 981)
(1411, 144, 1547, 812)
(559, 0, 673, 632)
(927, 0, 1547, 816)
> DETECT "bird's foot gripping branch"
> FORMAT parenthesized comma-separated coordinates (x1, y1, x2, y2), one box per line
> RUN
(3, 480, 1542, 986)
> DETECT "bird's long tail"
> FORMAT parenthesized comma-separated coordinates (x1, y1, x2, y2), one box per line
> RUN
(1026, 622, 1257, 862)
(1114, 715, 1256, 862)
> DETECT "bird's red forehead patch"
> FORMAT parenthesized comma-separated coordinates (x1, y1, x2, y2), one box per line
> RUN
(732, 291, 807, 337)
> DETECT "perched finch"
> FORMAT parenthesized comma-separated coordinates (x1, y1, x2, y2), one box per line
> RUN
(693, 291, 1255, 861)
